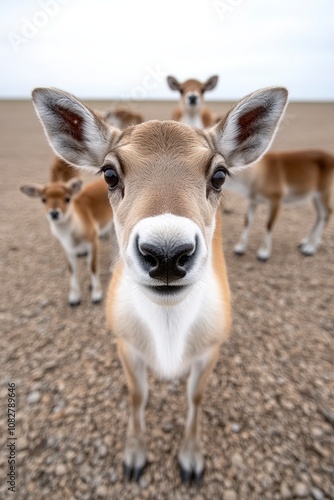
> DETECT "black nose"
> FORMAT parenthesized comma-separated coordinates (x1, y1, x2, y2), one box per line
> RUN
(188, 94, 198, 105)
(50, 210, 60, 220)
(137, 239, 197, 282)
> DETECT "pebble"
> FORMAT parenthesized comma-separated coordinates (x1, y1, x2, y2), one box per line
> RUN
(294, 482, 309, 497)
(108, 468, 117, 483)
(97, 445, 108, 458)
(162, 422, 173, 433)
(231, 423, 241, 433)
(231, 453, 243, 468)
(55, 463, 67, 476)
(95, 486, 108, 497)
(311, 488, 324, 500)
(280, 482, 292, 498)
(224, 490, 237, 500)
(27, 391, 41, 404)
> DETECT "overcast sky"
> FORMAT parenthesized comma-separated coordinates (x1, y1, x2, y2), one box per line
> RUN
(1, 0, 334, 101)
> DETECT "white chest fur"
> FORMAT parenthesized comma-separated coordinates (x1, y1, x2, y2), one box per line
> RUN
(116, 267, 224, 379)
(49, 216, 90, 256)
(182, 112, 204, 129)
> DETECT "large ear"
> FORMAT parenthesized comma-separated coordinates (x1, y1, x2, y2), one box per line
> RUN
(203, 75, 218, 92)
(32, 88, 120, 171)
(209, 87, 288, 169)
(20, 184, 44, 198)
(167, 76, 182, 92)
(66, 178, 83, 195)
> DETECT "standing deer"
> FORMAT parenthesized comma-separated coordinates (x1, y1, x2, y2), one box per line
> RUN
(20, 178, 113, 305)
(167, 75, 219, 128)
(226, 150, 334, 260)
(32, 85, 288, 484)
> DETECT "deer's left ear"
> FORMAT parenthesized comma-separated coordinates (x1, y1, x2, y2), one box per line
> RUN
(203, 75, 218, 92)
(32, 88, 121, 171)
(66, 178, 83, 195)
(209, 87, 288, 169)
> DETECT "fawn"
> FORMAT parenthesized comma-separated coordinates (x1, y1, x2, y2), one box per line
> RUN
(32, 85, 288, 483)
(20, 178, 113, 305)
(167, 75, 218, 128)
(226, 149, 334, 260)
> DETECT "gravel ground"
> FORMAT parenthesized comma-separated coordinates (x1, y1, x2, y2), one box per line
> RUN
(0, 100, 333, 499)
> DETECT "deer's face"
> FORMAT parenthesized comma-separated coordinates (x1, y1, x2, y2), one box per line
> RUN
(167, 76, 219, 113)
(101, 121, 227, 301)
(180, 80, 205, 111)
(20, 179, 82, 222)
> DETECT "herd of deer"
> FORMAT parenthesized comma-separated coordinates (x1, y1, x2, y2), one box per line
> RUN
(20, 77, 333, 484)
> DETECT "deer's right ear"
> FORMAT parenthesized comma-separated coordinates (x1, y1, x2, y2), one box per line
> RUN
(32, 88, 120, 171)
(167, 76, 181, 92)
(20, 184, 44, 197)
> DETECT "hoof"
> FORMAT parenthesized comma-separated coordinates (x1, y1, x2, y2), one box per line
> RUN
(300, 244, 316, 256)
(234, 249, 245, 256)
(123, 463, 146, 483)
(256, 254, 269, 262)
(77, 251, 88, 258)
(179, 464, 203, 487)
(301, 249, 315, 257)
(69, 300, 81, 307)
(91, 297, 102, 305)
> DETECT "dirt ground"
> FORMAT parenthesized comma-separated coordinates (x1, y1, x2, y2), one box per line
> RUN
(0, 99, 333, 500)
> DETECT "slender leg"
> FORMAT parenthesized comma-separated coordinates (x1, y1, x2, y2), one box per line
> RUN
(257, 197, 281, 261)
(67, 253, 81, 306)
(178, 346, 219, 485)
(117, 339, 148, 482)
(300, 193, 330, 256)
(87, 238, 103, 303)
(234, 199, 257, 255)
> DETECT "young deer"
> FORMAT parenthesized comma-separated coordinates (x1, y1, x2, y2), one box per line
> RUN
(227, 150, 334, 261)
(167, 75, 218, 128)
(50, 155, 80, 182)
(32, 85, 287, 483)
(20, 178, 113, 305)
(102, 107, 144, 129)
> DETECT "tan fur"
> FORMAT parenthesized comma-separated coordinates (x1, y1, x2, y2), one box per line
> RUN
(20, 178, 113, 304)
(50, 156, 79, 182)
(231, 149, 334, 258)
(101, 107, 144, 129)
(253, 150, 334, 198)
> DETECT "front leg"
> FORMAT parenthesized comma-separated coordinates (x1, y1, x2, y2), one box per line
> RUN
(87, 238, 103, 303)
(234, 199, 257, 255)
(117, 339, 148, 482)
(179, 346, 219, 485)
(67, 253, 81, 306)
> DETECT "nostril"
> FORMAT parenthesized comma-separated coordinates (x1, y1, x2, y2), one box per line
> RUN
(143, 253, 158, 268)
(178, 253, 192, 267)
(175, 241, 197, 269)
(137, 238, 160, 272)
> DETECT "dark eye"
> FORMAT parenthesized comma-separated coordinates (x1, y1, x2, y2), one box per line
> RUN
(64, 196, 70, 203)
(104, 167, 119, 189)
(211, 169, 227, 191)
(41, 197, 46, 203)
